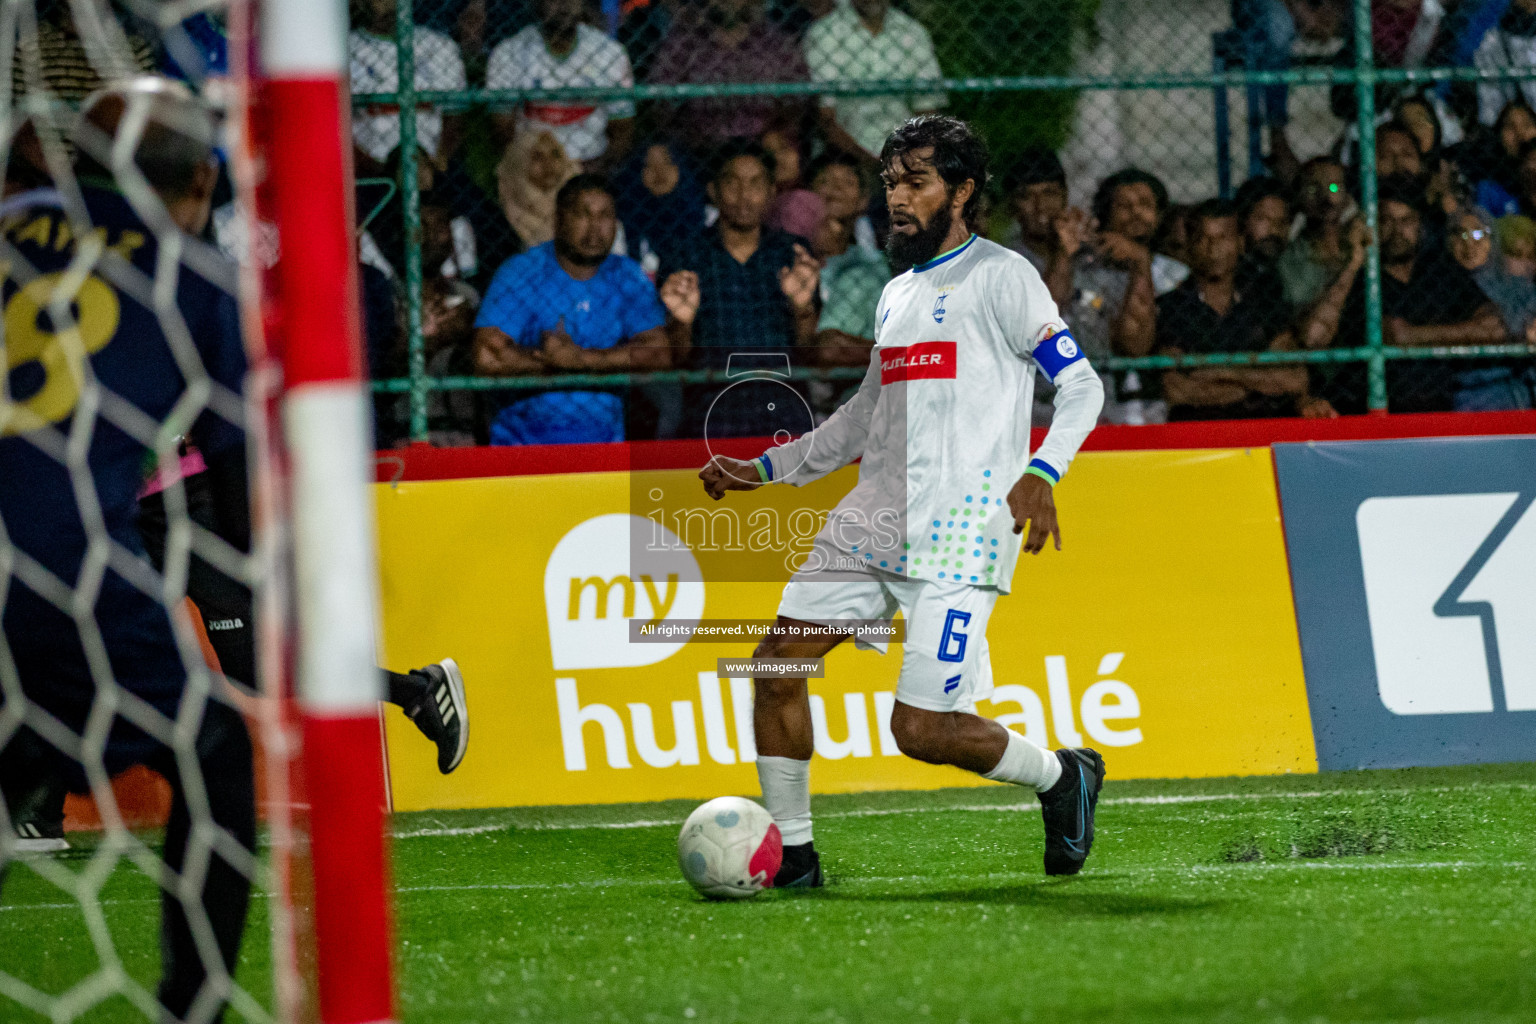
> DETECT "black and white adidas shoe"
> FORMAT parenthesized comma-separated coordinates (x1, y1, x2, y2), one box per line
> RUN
(1038, 747, 1106, 876)
(773, 842, 824, 888)
(12, 817, 69, 855)
(408, 659, 469, 774)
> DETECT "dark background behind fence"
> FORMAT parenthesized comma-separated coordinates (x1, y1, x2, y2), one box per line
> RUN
(339, 0, 1536, 445)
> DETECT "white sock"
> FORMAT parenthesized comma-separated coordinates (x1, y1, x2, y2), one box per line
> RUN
(982, 729, 1062, 792)
(757, 755, 813, 845)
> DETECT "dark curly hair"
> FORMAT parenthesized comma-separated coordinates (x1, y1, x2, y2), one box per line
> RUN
(1233, 175, 1289, 225)
(1185, 197, 1240, 236)
(710, 138, 776, 186)
(1376, 172, 1427, 215)
(879, 115, 990, 226)
(555, 172, 613, 214)
(1091, 167, 1170, 229)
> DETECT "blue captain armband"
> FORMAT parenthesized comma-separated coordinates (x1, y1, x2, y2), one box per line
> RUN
(1031, 328, 1087, 382)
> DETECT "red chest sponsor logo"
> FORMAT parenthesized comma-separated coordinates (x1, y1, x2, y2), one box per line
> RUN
(881, 341, 956, 384)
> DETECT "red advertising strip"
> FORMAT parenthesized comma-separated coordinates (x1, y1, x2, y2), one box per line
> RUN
(1083, 410, 1536, 450)
(375, 410, 1536, 483)
(880, 340, 956, 384)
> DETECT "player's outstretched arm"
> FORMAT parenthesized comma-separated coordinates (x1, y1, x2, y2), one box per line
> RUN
(699, 456, 766, 501)
(750, 346, 882, 489)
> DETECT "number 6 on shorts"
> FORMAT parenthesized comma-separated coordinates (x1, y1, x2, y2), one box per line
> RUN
(937, 609, 971, 663)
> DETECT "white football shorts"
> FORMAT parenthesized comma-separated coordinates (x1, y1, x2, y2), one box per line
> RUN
(776, 542, 998, 713)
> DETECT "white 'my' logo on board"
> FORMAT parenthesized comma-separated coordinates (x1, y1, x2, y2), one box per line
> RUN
(543, 513, 705, 671)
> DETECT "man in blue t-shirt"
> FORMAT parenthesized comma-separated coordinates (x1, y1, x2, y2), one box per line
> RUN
(473, 173, 670, 444)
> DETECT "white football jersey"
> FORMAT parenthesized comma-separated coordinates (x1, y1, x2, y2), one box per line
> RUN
(760, 235, 1102, 594)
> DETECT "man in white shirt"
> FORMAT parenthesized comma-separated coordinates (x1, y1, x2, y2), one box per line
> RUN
(700, 116, 1106, 888)
(804, 0, 946, 162)
(488, 0, 636, 169)
(348, 0, 467, 176)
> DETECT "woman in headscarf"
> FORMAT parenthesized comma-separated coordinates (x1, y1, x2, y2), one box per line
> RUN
(495, 128, 579, 249)
(610, 139, 707, 439)
(612, 139, 706, 276)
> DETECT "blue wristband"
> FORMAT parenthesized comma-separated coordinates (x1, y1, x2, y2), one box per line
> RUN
(1024, 459, 1060, 486)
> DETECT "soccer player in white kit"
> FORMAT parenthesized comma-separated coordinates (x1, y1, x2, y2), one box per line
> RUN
(700, 116, 1107, 887)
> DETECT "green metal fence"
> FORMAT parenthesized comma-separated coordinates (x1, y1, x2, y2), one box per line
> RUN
(362, 0, 1536, 442)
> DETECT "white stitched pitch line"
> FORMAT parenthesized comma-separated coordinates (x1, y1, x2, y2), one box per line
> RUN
(387, 859, 1534, 895)
(0, 891, 275, 913)
(391, 782, 1536, 839)
(393, 819, 683, 838)
(4, 860, 1527, 912)
(393, 879, 679, 894)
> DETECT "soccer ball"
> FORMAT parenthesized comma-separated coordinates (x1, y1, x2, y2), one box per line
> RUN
(677, 796, 782, 899)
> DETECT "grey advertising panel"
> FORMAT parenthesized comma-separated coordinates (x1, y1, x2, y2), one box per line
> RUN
(1273, 436, 1536, 770)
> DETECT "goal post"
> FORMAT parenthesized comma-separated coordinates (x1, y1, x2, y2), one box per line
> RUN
(0, 0, 397, 1019)
(258, 0, 397, 1022)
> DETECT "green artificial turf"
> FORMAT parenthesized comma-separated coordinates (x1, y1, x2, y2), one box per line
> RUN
(3, 763, 1534, 1023)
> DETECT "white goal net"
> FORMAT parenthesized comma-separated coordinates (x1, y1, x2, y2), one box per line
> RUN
(0, 2, 388, 1022)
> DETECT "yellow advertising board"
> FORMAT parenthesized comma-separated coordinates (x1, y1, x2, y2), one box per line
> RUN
(374, 447, 1317, 812)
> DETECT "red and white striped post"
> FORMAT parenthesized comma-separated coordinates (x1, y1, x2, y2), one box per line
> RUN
(259, 1, 396, 1021)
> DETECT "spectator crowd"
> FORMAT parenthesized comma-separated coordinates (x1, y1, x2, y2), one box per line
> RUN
(18, 0, 1534, 445)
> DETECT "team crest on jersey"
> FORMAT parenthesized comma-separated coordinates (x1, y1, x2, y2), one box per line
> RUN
(881, 340, 956, 384)
(933, 290, 948, 323)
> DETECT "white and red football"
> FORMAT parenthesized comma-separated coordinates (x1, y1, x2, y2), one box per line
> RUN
(676, 796, 782, 899)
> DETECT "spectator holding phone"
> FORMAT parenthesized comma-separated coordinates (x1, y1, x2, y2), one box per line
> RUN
(1302, 176, 1505, 413)
(1278, 156, 1359, 310)
(1002, 155, 1173, 422)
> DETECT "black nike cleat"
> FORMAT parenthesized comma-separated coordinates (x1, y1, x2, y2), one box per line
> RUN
(408, 659, 469, 774)
(773, 841, 823, 888)
(1038, 747, 1106, 876)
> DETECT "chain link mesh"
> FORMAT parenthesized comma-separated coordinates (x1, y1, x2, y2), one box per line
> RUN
(351, 0, 1536, 442)
(0, 4, 290, 1022)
